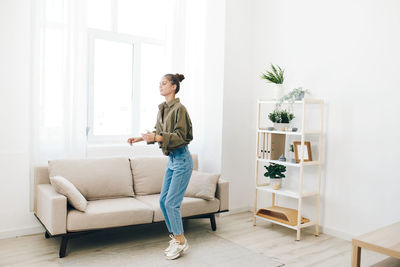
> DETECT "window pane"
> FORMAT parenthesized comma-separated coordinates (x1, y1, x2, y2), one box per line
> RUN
(118, 0, 172, 39)
(139, 44, 167, 132)
(88, 0, 112, 30)
(93, 39, 133, 135)
(43, 28, 64, 128)
(45, 0, 65, 23)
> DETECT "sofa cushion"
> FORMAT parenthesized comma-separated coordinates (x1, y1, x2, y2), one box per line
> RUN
(67, 197, 153, 231)
(136, 194, 220, 222)
(130, 156, 168, 195)
(50, 175, 87, 211)
(184, 171, 220, 200)
(130, 154, 199, 196)
(48, 157, 134, 200)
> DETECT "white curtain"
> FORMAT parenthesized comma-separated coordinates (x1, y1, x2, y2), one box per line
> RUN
(30, 0, 207, 162)
(30, 0, 88, 210)
(30, 0, 88, 167)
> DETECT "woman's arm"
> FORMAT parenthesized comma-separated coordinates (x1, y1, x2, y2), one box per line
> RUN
(127, 137, 144, 146)
(143, 115, 163, 144)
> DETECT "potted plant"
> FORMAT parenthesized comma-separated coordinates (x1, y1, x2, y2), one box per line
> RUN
(275, 87, 310, 110)
(260, 64, 285, 100)
(268, 109, 295, 131)
(264, 163, 286, 190)
(292, 87, 310, 101)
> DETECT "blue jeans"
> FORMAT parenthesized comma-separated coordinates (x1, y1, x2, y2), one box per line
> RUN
(159, 145, 193, 235)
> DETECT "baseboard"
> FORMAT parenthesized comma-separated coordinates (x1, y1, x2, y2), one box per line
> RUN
(0, 225, 44, 240)
(316, 225, 353, 241)
(217, 206, 252, 217)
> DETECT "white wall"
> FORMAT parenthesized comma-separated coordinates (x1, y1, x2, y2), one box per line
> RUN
(0, 0, 42, 238)
(200, 0, 225, 173)
(222, 0, 256, 212)
(222, 0, 400, 238)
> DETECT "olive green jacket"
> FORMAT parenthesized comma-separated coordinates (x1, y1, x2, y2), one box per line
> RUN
(148, 98, 193, 155)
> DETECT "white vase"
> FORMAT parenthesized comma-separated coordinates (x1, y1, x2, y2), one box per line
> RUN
(273, 122, 289, 131)
(273, 84, 285, 100)
(288, 151, 296, 163)
(270, 178, 282, 190)
(295, 91, 305, 101)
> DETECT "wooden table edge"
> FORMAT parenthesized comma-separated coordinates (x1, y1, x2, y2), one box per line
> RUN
(352, 239, 400, 259)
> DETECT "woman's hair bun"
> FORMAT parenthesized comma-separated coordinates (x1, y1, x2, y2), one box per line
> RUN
(175, 73, 185, 82)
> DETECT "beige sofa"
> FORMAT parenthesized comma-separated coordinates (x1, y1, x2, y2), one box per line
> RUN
(33, 155, 229, 258)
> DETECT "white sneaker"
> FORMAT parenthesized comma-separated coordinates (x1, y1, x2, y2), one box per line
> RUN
(164, 234, 177, 254)
(165, 238, 189, 260)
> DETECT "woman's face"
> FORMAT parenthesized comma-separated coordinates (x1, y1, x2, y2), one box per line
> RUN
(159, 77, 176, 96)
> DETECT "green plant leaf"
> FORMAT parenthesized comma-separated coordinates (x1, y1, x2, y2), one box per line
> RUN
(264, 163, 287, 178)
(261, 64, 285, 84)
(271, 64, 278, 75)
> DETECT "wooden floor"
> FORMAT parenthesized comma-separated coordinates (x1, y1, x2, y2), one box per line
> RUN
(0, 211, 399, 267)
(215, 212, 399, 267)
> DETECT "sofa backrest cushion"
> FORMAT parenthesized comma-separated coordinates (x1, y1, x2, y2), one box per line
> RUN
(130, 156, 168, 195)
(48, 157, 134, 200)
(131, 154, 198, 195)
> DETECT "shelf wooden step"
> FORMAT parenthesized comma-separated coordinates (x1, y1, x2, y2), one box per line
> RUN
(254, 215, 316, 230)
(256, 206, 310, 227)
(257, 129, 321, 135)
(257, 98, 324, 104)
(256, 186, 318, 198)
(257, 158, 320, 167)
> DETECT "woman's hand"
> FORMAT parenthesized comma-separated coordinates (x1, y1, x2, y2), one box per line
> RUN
(141, 132, 156, 143)
(127, 137, 143, 146)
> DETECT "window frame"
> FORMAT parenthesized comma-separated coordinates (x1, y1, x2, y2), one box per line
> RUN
(86, 29, 165, 144)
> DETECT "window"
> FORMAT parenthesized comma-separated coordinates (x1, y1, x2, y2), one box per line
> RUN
(37, 0, 175, 144)
(86, 0, 174, 143)
(90, 37, 133, 136)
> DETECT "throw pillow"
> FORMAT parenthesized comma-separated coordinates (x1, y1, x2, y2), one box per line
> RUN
(48, 157, 134, 200)
(50, 175, 88, 212)
(184, 171, 220, 200)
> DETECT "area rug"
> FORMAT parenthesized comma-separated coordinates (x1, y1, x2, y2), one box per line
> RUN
(69, 231, 283, 266)
(1, 222, 283, 267)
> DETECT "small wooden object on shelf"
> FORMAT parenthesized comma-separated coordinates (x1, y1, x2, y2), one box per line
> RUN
(256, 206, 310, 226)
(293, 141, 312, 163)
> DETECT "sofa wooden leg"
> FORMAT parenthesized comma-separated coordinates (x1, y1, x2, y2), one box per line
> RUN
(59, 235, 70, 258)
(210, 214, 216, 231)
(45, 231, 50, 239)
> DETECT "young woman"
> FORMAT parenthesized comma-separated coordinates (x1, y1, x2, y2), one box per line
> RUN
(127, 73, 193, 260)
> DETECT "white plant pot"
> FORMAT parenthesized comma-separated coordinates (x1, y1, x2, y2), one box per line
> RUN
(273, 123, 289, 131)
(270, 178, 282, 190)
(273, 84, 285, 100)
(295, 91, 305, 101)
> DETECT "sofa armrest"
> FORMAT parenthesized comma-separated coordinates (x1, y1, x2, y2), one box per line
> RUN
(35, 184, 67, 235)
(216, 178, 229, 211)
